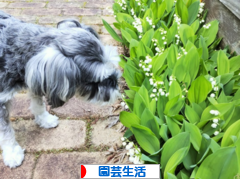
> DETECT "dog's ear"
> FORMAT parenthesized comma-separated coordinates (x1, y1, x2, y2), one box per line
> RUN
(57, 19, 82, 29)
(80, 24, 99, 39)
(25, 47, 80, 108)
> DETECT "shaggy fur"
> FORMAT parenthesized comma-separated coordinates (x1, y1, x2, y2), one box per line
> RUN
(0, 10, 121, 168)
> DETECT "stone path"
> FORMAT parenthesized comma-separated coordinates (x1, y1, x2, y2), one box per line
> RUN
(0, 0, 126, 178)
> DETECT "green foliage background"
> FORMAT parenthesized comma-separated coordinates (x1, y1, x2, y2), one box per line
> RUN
(103, 0, 240, 178)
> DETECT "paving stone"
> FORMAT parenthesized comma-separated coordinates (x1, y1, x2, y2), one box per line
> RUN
(12, 120, 86, 152)
(33, 152, 106, 179)
(100, 34, 121, 46)
(47, 2, 84, 9)
(1, 9, 22, 16)
(10, 94, 33, 120)
(38, 16, 80, 24)
(0, 154, 35, 179)
(63, 8, 102, 16)
(22, 8, 61, 16)
(205, 0, 240, 54)
(51, 97, 122, 119)
(0, 2, 9, 8)
(92, 117, 123, 146)
(8, 2, 46, 8)
(81, 16, 116, 25)
(84, 1, 113, 8)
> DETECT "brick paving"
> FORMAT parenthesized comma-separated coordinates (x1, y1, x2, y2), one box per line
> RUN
(0, 0, 126, 178)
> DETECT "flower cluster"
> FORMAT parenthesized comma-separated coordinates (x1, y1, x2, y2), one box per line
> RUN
(132, 18, 143, 38)
(146, 17, 155, 28)
(117, 0, 127, 10)
(209, 77, 219, 98)
(210, 110, 221, 135)
(198, 2, 205, 17)
(203, 23, 211, 29)
(121, 137, 144, 164)
(120, 101, 129, 110)
(131, 8, 134, 16)
(139, 56, 153, 77)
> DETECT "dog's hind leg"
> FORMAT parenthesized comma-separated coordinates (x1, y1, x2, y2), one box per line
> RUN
(29, 93, 59, 129)
(0, 101, 25, 168)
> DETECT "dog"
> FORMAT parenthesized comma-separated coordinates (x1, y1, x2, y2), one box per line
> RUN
(0, 10, 121, 168)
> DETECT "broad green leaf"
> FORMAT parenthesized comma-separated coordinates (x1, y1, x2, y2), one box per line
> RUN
(169, 80, 182, 100)
(166, 0, 175, 13)
(132, 124, 160, 154)
(185, 105, 200, 124)
(141, 108, 160, 138)
(141, 154, 159, 164)
(157, 95, 168, 121)
(195, 147, 239, 179)
(187, 1, 200, 25)
(196, 134, 211, 164)
(229, 55, 240, 72)
(217, 50, 230, 75)
(125, 28, 138, 40)
(167, 173, 178, 179)
(121, 28, 132, 43)
(167, 22, 178, 44)
(176, 0, 189, 24)
(167, 44, 178, 69)
(158, 1, 166, 19)
(166, 116, 180, 136)
(183, 145, 197, 170)
(164, 147, 189, 178)
(152, 50, 168, 74)
(119, 111, 140, 129)
(198, 20, 219, 46)
(221, 120, 240, 147)
(116, 13, 134, 24)
(133, 93, 146, 118)
(220, 73, 234, 85)
(102, 19, 123, 43)
(179, 24, 195, 46)
(199, 35, 209, 60)
(165, 96, 185, 116)
(185, 122, 202, 151)
(141, 29, 154, 47)
(161, 132, 190, 171)
(188, 76, 212, 104)
(159, 124, 169, 141)
(191, 19, 200, 33)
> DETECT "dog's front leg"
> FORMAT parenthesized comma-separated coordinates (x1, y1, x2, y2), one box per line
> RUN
(29, 93, 59, 129)
(0, 102, 25, 168)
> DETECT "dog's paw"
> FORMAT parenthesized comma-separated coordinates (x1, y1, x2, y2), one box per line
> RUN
(2, 145, 25, 168)
(35, 111, 59, 129)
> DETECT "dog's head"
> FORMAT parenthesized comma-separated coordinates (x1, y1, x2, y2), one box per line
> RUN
(25, 20, 121, 108)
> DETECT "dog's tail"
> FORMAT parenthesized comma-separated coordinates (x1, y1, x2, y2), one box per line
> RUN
(78, 70, 121, 104)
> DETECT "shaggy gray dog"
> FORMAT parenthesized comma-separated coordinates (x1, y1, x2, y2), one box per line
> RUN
(0, 10, 121, 168)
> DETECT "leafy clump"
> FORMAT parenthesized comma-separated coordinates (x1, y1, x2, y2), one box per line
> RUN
(103, 0, 240, 178)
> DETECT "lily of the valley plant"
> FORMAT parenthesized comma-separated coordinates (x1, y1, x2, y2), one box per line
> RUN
(103, 0, 240, 178)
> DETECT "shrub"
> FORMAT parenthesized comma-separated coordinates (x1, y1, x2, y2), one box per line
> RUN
(103, 0, 240, 178)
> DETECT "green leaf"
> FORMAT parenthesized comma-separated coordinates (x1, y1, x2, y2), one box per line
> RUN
(229, 55, 240, 72)
(133, 93, 146, 118)
(221, 120, 240, 147)
(220, 73, 234, 85)
(141, 154, 159, 164)
(161, 132, 190, 171)
(187, 1, 200, 25)
(164, 147, 189, 178)
(185, 105, 200, 124)
(176, 0, 189, 24)
(132, 124, 160, 154)
(165, 96, 185, 116)
(199, 35, 209, 60)
(166, 116, 181, 137)
(195, 147, 239, 179)
(169, 80, 182, 100)
(188, 76, 212, 104)
(185, 122, 202, 151)
(152, 50, 168, 74)
(116, 13, 134, 24)
(179, 24, 195, 46)
(166, 0, 175, 13)
(102, 19, 123, 43)
(141, 108, 160, 138)
(120, 111, 140, 129)
(141, 29, 154, 47)
(159, 124, 169, 141)
(167, 44, 178, 69)
(198, 20, 219, 46)
(217, 50, 230, 75)
(191, 19, 200, 33)
(121, 28, 132, 43)
(158, 1, 166, 19)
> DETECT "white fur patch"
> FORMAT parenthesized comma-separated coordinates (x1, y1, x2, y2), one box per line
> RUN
(2, 144, 25, 168)
(34, 111, 59, 129)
